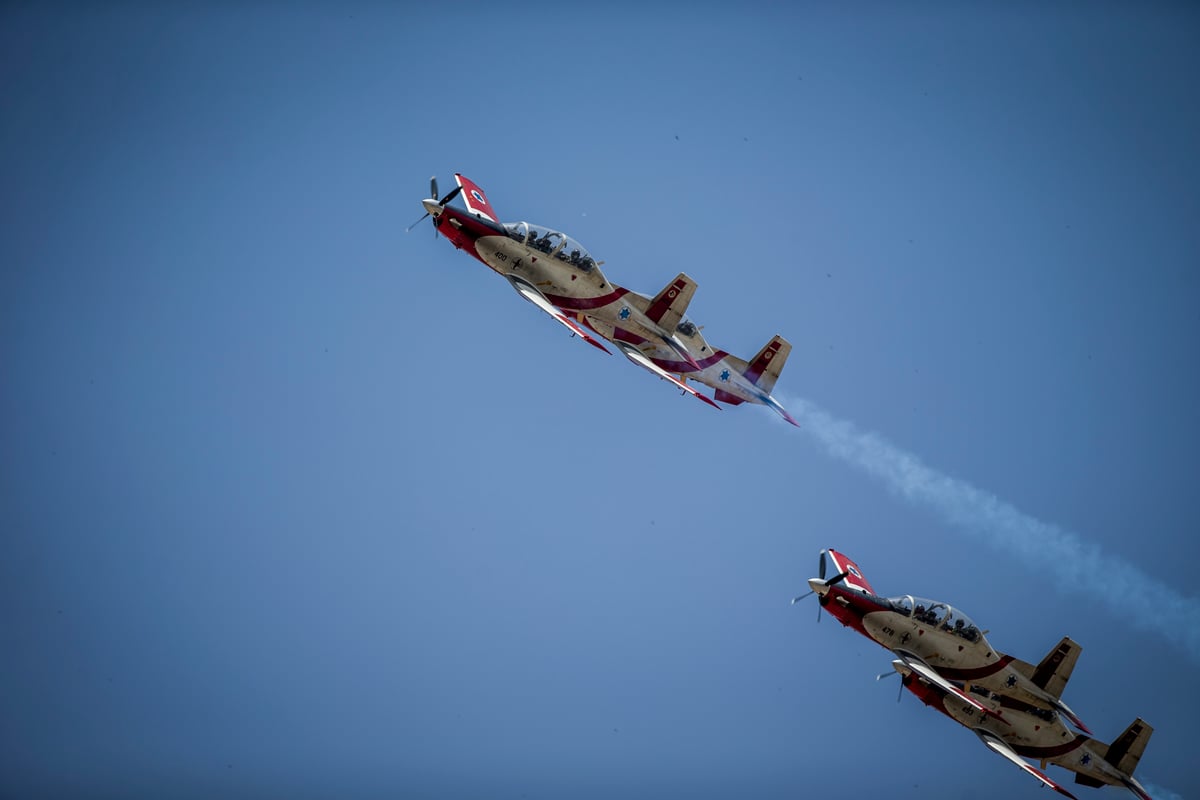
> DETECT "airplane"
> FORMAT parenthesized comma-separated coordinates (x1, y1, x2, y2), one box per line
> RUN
(893, 658, 1155, 799)
(409, 174, 795, 418)
(582, 296, 799, 425)
(408, 174, 717, 408)
(793, 548, 1091, 733)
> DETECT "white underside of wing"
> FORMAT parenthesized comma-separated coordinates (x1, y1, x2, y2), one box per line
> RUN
(614, 341, 719, 408)
(894, 651, 998, 719)
(507, 277, 609, 353)
(976, 731, 1078, 799)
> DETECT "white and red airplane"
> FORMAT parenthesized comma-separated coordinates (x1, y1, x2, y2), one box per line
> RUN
(409, 174, 796, 421)
(894, 658, 1155, 799)
(585, 294, 799, 425)
(794, 548, 1091, 733)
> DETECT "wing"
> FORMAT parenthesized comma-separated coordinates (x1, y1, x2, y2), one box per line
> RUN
(613, 341, 720, 409)
(894, 650, 1006, 723)
(507, 276, 611, 354)
(975, 731, 1079, 799)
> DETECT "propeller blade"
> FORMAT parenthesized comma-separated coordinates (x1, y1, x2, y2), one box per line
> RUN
(790, 590, 815, 605)
(439, 185, 463, 205)
(819, 549, 827, 581)
(825, 570, 850, 588)
(898, 679, 904, 703)
(876, 670, 895, 681)
(430, 176, 438, 201)
(405, 211, 430, 232)
(817, 604, 822, 624)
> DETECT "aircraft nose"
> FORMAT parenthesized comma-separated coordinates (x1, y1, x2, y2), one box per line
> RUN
(422, 198, 442, 217)
(807, 578, 829, 596)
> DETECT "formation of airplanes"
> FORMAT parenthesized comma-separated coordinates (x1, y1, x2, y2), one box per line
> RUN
(409, 174, 798, 425)
(410, 175, 1160, 798)
(796, 549, 1155, 799)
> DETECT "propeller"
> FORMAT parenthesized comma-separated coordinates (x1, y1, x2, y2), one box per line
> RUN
(789, 549, 826, 604)
(791, 549, 846, 623)
(405, 175, 465, 234)
(875, 668, 905, 703)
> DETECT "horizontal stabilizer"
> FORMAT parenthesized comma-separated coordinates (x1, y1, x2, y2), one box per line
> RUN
(713, 389, 745, 406)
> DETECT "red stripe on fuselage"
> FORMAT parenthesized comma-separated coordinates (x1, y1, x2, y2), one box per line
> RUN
(935, 656, 1015, 681)
(541, 287, 630, 310)
(650, 350, 730, 374)
(1011, 738, 1090, 760)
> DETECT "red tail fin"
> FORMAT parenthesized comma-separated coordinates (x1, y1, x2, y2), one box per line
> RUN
(827, 549, 876, 595)
(454, 174, 499, 222)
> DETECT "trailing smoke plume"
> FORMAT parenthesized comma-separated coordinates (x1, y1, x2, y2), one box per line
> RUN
(784, 396, 1200, 664)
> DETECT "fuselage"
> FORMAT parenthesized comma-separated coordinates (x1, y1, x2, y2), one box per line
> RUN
(591, 312, 779, 408)
(817, 581, 1070, 715)
(899, 664, 1145, 794)
(432, 206, 688, 355)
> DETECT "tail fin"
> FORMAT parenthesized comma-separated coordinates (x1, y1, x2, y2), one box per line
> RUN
(826, 549, 877, 595)
(743, 335, 791, 393)
(454, 174, 500, 223)
(644, 273, 696, 331)
(1106, 718, 1153, 777)
(1031, 637, 1081, 699)
(1006, 643, 1091, 734)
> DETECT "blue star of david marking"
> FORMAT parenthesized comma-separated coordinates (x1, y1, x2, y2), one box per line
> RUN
(1081, 754, 1091, 766)
(1006, 675, 1018, 687)
(619, 306, 631, 320)
(720, 369, 731, 382)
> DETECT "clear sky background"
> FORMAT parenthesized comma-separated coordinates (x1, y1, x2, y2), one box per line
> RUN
(3, 3, 1198, 798)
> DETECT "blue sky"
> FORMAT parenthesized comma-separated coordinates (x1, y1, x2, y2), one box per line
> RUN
(2, 3, 1198, 798)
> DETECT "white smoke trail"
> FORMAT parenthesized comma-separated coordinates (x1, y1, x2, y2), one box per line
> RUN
(1140, 778, 1184, 800)
(784, 396, 1200, 664)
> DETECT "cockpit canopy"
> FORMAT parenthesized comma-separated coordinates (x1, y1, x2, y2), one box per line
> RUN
(504, 221, 597, 272)
(888, 596, 982, 642)
(675, 313, 699, 338)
